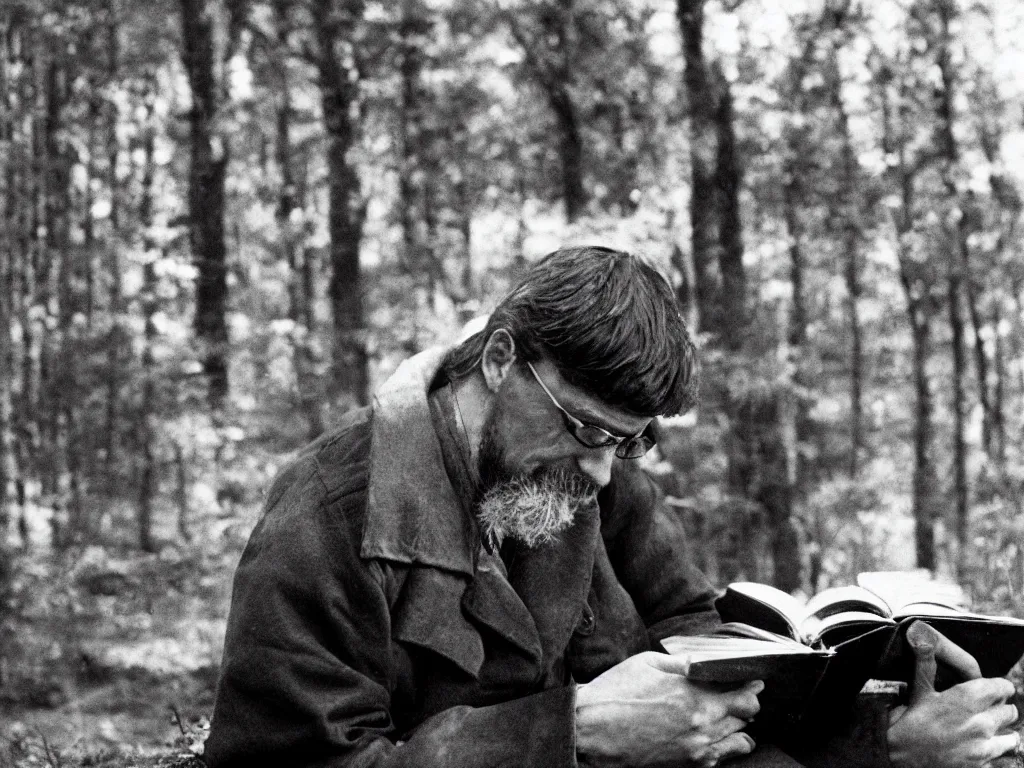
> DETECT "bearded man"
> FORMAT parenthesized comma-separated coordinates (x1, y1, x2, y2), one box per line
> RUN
(206, 247, 1019, 768)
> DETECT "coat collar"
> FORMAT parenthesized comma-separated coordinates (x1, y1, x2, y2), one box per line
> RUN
(360, 347, 478, 576)
(360, 346, 599, 681)
(360, 348, 545, 675)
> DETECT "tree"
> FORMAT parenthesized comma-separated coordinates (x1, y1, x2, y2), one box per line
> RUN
(180, 0, 245, 408)
(677, 0, 798, 591)
(310, 0, 369, 408)
(271, 0, 325, 437)
(500, 0, 587, 223)
(874, 46, 943, 571)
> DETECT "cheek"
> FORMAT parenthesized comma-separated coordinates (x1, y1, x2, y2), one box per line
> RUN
(494, 404, 577, 471)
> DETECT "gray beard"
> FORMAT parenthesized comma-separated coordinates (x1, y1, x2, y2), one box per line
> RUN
(476, 468, 599, 549)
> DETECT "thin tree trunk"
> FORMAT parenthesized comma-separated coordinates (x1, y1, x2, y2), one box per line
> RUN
(502, 3, 586, 223)
(881, 67, 938, 572)
(104, 0, 124, 490)
(0, 15, 14, 537)
(934, 0, 970, 570)
(555, 97, 585, 223)
(827, 42, 866, 477)
(909, 314, 937, 570)
(990, 300, 1007, 463)
(274, 0, 323, 438)
(0, 191, 13, 541)
(173, 442, 191, 543)
(312, 0, 368, 409)
(398, 0, 426, 278)
(455, 174, 473, 299)
(713, 69, 746, 350)
(945, 249, 969, 570)
(181, 0, 230, 408)
(677, 2, 796, 589)
(677, 0, 719, 335)
(137, 95, 158, 554)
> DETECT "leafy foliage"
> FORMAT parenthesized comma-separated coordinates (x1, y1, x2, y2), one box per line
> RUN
(2, 0, 1024, 760)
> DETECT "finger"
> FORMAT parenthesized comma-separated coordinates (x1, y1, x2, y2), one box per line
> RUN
(997, 703, 1020, 731)
(979, 730, 1022, 762)
(704, 731, 757, 766)
(704, 715, 751, 743)
(648, 650, 705, 676)
(906, 621, 938, 705)
(929, 627, 983, 681)
(723, 682, 763, 722)
(971, 703, 1019, 738)
(957, 676, 1018, 708)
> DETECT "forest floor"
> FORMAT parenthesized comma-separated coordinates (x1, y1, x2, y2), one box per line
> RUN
(4, 488, 1024, 767)
(0, 494, 258, 768)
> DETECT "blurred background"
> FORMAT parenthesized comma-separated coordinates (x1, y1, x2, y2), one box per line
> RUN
(2, 0, 1024, 763)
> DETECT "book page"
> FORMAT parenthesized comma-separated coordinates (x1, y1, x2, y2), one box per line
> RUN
(661, 634, 832, 685)
(856, 571, 968, 613)
(804, 585, 892, 621)
(801, 610, 896, 647)
(724, 582, 806, 639)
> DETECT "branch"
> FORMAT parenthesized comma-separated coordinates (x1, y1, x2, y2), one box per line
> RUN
(493, 2, 561, 95)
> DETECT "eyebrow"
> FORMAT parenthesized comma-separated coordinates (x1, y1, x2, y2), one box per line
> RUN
(563, 398, 647, 438)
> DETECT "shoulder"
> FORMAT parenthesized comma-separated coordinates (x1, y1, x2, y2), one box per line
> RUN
(250, 406, 374, 557)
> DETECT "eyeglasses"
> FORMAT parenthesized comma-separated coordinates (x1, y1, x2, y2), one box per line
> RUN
(525, 361, 656, 460)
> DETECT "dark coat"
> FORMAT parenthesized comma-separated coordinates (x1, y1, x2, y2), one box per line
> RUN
(205, 349, 891, 768)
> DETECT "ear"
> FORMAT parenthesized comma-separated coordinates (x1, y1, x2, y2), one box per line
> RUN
(480, 329, 517, 393)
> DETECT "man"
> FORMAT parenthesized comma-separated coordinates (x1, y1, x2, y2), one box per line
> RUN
(206, 246, 1019, 767)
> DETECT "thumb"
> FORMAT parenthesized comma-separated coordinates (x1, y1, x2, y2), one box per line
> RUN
(906, 621, 938, 705)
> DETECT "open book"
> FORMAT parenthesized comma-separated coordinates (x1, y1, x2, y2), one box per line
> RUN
(664, 572, 1024, 738)
(716, 573, 1024, 680)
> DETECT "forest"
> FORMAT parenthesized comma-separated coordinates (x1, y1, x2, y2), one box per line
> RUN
(1, 0, 1024, 764)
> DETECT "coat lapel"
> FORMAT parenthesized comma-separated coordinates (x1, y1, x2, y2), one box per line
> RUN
(392, 567, 485, 678)
(392, 557, 544, 680)
(503, 504, 601, 678)
(461, 551, 543, 664)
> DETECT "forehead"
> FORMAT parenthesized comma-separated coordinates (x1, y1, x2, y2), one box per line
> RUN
(529, 358, 651, 436)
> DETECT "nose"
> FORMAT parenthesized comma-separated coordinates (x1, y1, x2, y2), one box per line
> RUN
(576, 446, 616, 488)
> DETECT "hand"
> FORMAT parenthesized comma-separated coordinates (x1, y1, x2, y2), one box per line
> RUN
(887, 621, 1021, 768)
(575, 650, 761, 767)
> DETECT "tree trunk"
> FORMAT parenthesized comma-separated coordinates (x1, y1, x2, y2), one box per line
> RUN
(455, 174, 473, 299)
(881, 63, 938, 572)
(0, 16, 14, 537)
(990, 300, 1007, 464)
(945, 249, 969, 570)
(312, 0, 368, 409)
(173, 442, 191, 543)
(181, 0, 230, 408)
(728, 396, 802, 592)
(908, 313, 937, 571)
(274, 0, 324, 438)
(677, 2, 795, 590)
(933, 0, 970, 571)
(676, 0, 719, 335)
(502, 2, 586, 224)
(0, 192, 13, 539)
(833, 74, 865, 478)
(554, 96, 585, 223)
(713, 69, 747, 350)
(137, 96, 159, 554)
(104, 0, 124, 490)
(398, 1, 430, 281)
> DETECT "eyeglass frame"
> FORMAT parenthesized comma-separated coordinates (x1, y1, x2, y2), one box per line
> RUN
(524, 361, 656, 460)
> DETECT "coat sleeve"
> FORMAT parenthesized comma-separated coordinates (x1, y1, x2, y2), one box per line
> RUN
(205, 452, 579, 768)
(600, 461, 896, 768)
(599, 460, 722, 640)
